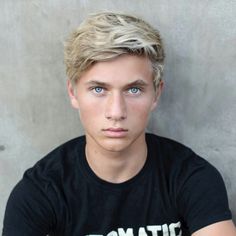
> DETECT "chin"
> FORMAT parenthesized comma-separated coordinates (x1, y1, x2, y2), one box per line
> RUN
(100, 140, 129, 152)
(96, 137, 134, 153)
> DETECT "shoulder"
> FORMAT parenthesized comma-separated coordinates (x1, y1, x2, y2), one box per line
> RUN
(146, 134, 232, 233)
(30, 135, 85, 169)
(146, 132, 199, 165)
(146, 133, 221, 190)
(146, 132, 193, 155)
(23, 135, 86, 187)
(3, 136, 86, 234)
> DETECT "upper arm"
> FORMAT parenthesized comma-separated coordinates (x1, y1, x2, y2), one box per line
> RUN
(176, 154, 232, 233)
(2, 178, 56, 236)
(192, 220, 236, 236)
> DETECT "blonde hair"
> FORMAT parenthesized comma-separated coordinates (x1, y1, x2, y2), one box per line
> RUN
(64, 12, 165, 88)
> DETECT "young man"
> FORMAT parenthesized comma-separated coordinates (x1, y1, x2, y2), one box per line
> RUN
(2, 12, 236, 236)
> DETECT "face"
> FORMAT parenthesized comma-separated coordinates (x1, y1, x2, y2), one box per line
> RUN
(68, 54, 163, 153)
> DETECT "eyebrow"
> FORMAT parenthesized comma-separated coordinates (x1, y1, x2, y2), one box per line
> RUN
(85, 80, 109, 87)
(126, 79, 148, 87)
(85, 79, 149, 87)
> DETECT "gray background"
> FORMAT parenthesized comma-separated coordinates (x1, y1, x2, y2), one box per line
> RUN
(1, 0, 236, 230)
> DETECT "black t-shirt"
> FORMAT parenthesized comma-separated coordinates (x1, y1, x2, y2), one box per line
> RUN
(2, 134, 232, 236)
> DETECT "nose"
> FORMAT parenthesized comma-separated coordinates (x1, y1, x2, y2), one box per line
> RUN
(105, 92, 127, 121)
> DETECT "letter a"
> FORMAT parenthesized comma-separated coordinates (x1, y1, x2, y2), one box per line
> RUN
(107, 231, 118, 236)
(138, 227, 148, 236)
(118, 228, 134, 236)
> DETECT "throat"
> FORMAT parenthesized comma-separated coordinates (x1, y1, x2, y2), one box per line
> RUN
(85, 142, 147, 184)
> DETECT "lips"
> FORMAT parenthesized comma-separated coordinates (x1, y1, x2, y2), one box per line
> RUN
(105, 128, 128, 132)
(102, 127, 128, 137)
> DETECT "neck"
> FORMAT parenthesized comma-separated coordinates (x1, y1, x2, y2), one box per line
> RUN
(85, 134, 147, 183)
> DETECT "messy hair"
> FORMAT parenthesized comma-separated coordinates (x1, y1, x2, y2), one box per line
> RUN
(64, 12, 165, 88)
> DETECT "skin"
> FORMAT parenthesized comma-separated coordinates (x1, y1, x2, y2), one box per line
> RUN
(192, 220, 236, 236)
(68, 54, 163, 183)
(67, 54, 236, 235)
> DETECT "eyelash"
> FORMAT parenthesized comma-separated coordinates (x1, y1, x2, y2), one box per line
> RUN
(127, 87, 141, 94)
(93, 87, 104, 94)
(90, 86, 143, 95)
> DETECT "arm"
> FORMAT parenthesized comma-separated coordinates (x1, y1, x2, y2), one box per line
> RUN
(176, 154, 233, 234)
(2, 178, 55, 236)
(192, 220, 236, 236)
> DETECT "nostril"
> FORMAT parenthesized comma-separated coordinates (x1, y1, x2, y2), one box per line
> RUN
(105, 94, 127, 121)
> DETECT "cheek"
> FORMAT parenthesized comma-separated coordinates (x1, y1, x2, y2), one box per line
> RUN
(128, 99, 154, 120)
(78, 98, 104, 121)
(79, 107, 96, 121)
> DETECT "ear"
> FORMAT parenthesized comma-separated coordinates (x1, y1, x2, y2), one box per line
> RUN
(150, 79, 164, 111)
(67, 80, 80, 109)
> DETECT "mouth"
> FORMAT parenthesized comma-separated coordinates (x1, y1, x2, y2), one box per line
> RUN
(102, 128, 128, 138)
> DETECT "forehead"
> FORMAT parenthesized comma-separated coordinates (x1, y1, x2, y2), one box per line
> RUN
(77, 54, 154, 87)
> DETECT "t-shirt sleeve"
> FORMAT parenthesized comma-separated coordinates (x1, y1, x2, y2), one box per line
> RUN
(2, 178, 56, 236)
(176, 154, 232, 234)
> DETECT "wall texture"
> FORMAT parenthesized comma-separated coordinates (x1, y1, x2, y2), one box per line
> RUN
(1, 0, 236, 230)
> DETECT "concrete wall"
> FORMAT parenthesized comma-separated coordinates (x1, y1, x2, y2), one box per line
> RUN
(1, 0, 235, 230)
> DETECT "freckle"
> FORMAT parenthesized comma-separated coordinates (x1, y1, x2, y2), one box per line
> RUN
(0, 145, 5, 151)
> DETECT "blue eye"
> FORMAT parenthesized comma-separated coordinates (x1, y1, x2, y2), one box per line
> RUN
(93, 87, 103, 93)
(129, 87, 141, 94)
